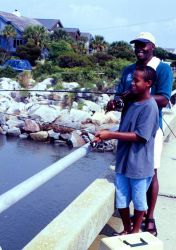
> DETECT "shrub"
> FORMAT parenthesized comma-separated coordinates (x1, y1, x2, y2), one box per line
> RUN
(90, 52, 114, 66)
(17, 70, 32, 88)
(32, 61, 58, 80)
(16, 42, 41, 66)
(48, 40, 73, 60)
(0, 48, 10, 64)
(104, 58, 132, 79)
(0, 66, 18, 78)
(57, 52, 93, 68)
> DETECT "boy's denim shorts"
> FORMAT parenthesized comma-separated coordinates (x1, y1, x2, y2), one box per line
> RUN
(115, 173, 152, 211)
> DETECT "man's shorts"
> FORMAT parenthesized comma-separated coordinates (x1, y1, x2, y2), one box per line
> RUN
(115, 173, 152, 211)
(154, 128, 164, 169)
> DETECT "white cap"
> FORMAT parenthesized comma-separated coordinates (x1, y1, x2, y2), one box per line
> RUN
(130, 32, 156, 46)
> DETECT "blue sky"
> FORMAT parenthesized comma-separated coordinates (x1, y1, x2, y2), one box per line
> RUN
(1, 0, 176, 48)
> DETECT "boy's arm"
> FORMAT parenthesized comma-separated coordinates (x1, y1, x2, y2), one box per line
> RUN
(94, 130, 143, 142)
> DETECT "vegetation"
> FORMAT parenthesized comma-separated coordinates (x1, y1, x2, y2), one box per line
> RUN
(1, 24, 176, 91)
(0, 66, 18, 78)
(1, 24, 17, 51)
(16, 41, 41, 65)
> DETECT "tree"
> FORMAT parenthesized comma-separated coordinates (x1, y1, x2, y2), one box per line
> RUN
(50, 28, 72, 43)
(23, 25, 49, 49)
(154, 47, 169, 60)
(48, 40, 73, 60)
(16, 41, 41, 66)
(1, 24, 17, 50)
(72, 36, 88, 54)
(108, 41, 135, 61)
(91, 35, 108, 52)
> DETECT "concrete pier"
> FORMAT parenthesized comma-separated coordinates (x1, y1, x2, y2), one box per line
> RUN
(23, 106, 176, 250)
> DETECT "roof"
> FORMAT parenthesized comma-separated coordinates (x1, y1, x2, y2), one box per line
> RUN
(164, 48, 176, 54)
(36, 18, 63, 31)
(63, 27, 81, 35)
(81, 32, 93, 40)
(0, 11, 42, 32)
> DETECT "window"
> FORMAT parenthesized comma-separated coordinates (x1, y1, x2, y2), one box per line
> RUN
(13, 39, 23, 48)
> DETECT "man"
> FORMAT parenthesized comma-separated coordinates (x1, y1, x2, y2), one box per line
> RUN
(114, 32, 173, 236)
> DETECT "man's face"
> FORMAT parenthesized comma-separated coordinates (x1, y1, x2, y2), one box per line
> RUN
(134, 41, 155, 62)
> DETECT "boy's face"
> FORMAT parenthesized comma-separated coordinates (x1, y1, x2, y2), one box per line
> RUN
(131, 70, 150, 95)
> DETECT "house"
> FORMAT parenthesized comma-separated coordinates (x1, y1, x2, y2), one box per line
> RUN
(63, 28, 81, 41)
(81, 32, 94, 53)
(0, 10, 42, 53)
(164, 48, 176, 54)
(0, 10, 93, 55)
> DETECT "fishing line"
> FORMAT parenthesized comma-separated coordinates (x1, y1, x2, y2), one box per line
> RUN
(162, 116, 176, 138)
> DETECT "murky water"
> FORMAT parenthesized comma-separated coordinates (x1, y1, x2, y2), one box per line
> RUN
(0, 135, 114, 250)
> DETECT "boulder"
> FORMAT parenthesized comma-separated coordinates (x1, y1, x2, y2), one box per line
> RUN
(30, 131, 48, 142)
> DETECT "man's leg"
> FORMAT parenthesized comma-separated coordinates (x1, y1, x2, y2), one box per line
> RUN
(145, 169, 158, 235)
(145, 128, 163, 235)
(146, 169, 159, 219)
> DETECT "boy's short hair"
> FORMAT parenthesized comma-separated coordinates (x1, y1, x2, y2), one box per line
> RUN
(136, 65, 156, 86)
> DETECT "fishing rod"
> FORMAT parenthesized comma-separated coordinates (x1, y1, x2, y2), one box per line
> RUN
(0, 89, 116, 95)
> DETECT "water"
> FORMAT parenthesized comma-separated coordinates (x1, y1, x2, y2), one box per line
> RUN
(0, 135, 114, 250)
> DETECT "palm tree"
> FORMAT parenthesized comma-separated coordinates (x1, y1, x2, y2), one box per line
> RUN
(1, 24, 17, 51)
(50, 28, 72, 43)
(23, 25, 49, 49)
(91, 35, 108, 53)
(73, 36, 88, 54)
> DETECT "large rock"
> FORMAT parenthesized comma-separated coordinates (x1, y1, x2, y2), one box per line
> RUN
(23, 119, 40, 133)
(28, 105, 61, 123)
(30, 131, 48, 142)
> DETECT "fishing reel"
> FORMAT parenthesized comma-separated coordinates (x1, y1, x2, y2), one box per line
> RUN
(106, 90, 133, 112)
(106, 96, 125, 112)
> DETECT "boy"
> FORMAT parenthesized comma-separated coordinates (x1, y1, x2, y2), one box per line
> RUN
(93, 65, 159, 234)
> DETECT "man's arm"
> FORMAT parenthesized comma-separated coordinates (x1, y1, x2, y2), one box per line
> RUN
(153, 94, 168, 107)
(153, 63, 173, 107)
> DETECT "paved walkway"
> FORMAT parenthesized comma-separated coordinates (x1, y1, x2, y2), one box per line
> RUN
(89, 136, 176, 250)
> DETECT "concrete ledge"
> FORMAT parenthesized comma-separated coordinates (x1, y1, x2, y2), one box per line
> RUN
(23, 177, 115, 250)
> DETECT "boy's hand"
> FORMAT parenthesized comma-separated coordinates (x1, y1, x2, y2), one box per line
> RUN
(94, 131, 112, 141)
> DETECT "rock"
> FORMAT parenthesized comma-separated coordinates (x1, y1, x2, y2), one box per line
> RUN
(6, 117, 24, 129)
(48, 129, 60, 140)
(30, 131, 48, 142)
(7, 127, 21, 136)
(19, 133, 29, 139)
(82, 100, 102, 113)
(69, 108, 91, 123)
(62, 82, 80, 89)
(70, 130, 86, 147)
(23, 119, 40, 133)
(28, 105, 61, 123)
